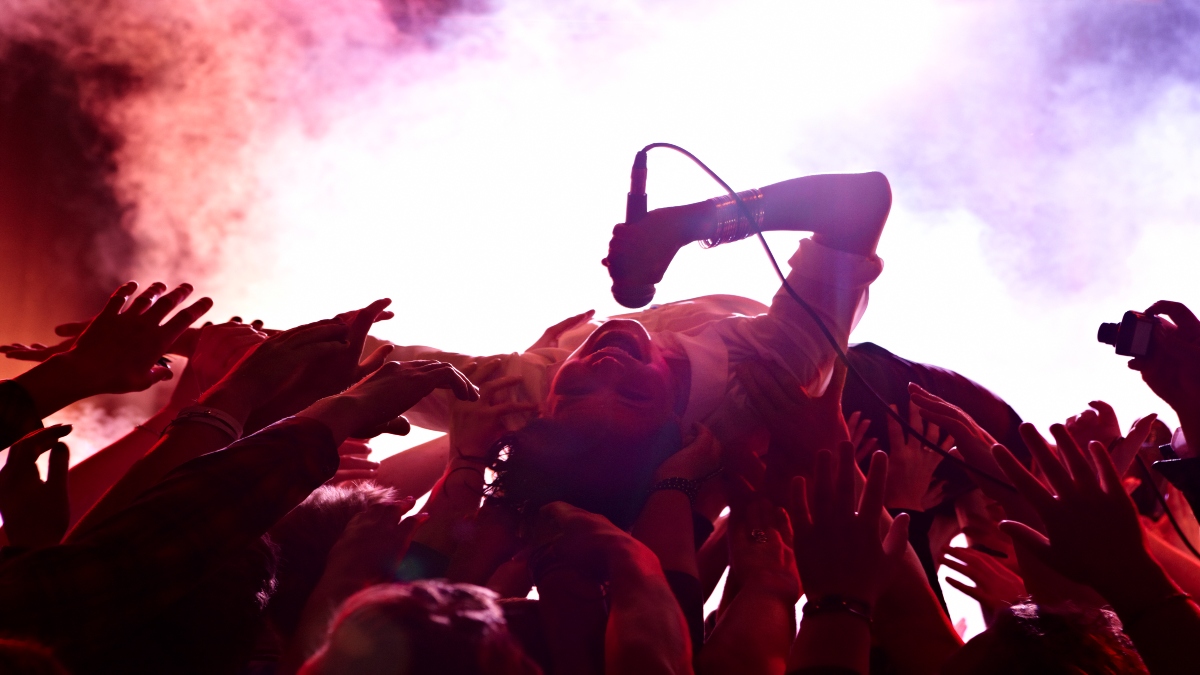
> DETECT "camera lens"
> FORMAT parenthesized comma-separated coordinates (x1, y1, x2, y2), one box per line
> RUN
(1097, 322, 1119, 346)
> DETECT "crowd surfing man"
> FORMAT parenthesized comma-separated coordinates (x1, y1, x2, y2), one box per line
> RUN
(0, 168, 1199, 674)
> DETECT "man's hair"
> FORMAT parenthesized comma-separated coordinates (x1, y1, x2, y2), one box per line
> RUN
(303, 580, 541, 675)
(266, 481, 397, 639)
(964, 602, 1148, 675)
(487, 417, 681, 530)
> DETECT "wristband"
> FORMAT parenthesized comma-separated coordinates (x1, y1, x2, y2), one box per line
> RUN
(802, 595, 872, 624)
(168, 405, 243, 441)
(702, 188, 765, 249)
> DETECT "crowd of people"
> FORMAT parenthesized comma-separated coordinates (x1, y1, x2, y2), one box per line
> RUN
(0, 170, 1198, 674)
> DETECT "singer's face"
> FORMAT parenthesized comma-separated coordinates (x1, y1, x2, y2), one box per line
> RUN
(546, 319, 676, 440)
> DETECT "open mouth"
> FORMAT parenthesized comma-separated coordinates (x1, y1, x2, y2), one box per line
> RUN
(589, 329, 645, 361)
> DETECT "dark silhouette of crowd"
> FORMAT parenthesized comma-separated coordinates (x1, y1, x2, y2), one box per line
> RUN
(0, 171, 1198, 675)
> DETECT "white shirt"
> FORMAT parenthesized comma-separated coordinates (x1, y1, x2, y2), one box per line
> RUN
(380, 238, 883, 437)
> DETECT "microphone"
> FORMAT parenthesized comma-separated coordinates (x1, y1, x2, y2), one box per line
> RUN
(604, 150, 658, 308)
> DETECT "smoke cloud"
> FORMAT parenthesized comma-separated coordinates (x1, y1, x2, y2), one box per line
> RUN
(1, 0, 1199, 448)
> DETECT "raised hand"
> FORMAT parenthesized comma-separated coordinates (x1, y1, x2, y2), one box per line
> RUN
(941, 546, 1027, 615)
(328, 438, 380, 485)
(788, 442, 909, 608)
(0, 320, 89, 361)
(0, 425, 71, 549)
(449, 359, 539, 463)
(738, 357, 849, 487)
(727, 495, 801, 604)
(167, 322, 267, 409)
(884, 402, 951, 511)
(527, 310, 595, 351)
(242, 300, 396, 431)
(1064, 400, 1122, 449)
(298, 360, 479, 446)
(198, 318, 364, 424)
(653, 424, 721, 482)
(1130, 301, 1200, 449)
(992, 423, 1157, 604)
(13, 282, 213, 416)
(846, 411, 879, 463)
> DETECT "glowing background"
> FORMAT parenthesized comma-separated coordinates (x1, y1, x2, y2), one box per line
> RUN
(5, 0, 1200, 640)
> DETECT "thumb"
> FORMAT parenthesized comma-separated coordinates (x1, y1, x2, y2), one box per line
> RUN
(360, 416, 411, 438)
(47, 442, 70, 493)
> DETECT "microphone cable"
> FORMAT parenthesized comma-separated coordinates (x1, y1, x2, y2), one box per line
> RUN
(635, 142, 1017, 493)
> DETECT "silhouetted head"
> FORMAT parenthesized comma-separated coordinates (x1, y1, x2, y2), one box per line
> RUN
(299, 581, 540, 675)
(267, 481, 397, 640)
(942, 602, 1147, 675)
(547, 319, 680, 443)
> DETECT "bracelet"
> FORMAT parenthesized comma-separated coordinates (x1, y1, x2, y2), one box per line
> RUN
(168, 405, 243, 441)
(802, 595, 872, 624)
(702, 188, 765, 249)
(1122, 592, 1194, 629)
(649, 477, 702, 506)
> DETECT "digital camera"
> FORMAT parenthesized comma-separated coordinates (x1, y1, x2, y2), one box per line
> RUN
(1097, 311, 1156, 358)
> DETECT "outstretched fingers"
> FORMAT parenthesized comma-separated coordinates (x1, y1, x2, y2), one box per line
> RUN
(993, 443, 1056, 516)
(9, 425, 73, 465)
(1019, 423, 1074, 497)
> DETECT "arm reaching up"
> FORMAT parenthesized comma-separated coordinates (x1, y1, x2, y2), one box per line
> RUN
(993, 423, 1200, 675)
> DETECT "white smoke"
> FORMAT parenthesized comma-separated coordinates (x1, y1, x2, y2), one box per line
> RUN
(8, 0, 1200, 637)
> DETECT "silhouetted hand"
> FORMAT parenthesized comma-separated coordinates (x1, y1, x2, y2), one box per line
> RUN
(727, 495, 801, 604)
(13, 282, 213, 416)
(198, 318, 361, 423)
(846, 410, 879, 463)
(167, 322, 267, 409)
(885, 401, 951, 511)
(527, 310, 595, 351)
(1130, 301, 1200, 444)
(450, 359, 539, 463)
(653, 424, 721, 482)
(739, 358, 849, 496)
(941, 546, 1027, 614)
(298, 360, 478, 445)
(0, 321, 89, 362)
(788, 442, 909, 607)
(328, 438, 380, 485)
(0, 425, 71, 549)
(243, 300, 396, 431)
(992, 423, 1160, 606)
(1064, 400, 1122, 449)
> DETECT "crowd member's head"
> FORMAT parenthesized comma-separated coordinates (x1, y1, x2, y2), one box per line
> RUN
(88, 537, 279, 673)
(267, 481, 397, 640)
(942, 602, 1148, 675)
(299, 580, 541, 675)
